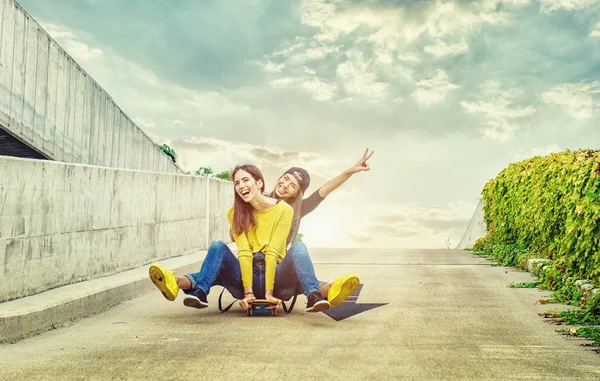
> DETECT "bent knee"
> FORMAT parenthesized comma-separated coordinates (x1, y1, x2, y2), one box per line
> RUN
(209, 240, 227, 251)
(289, 241, 308, 255)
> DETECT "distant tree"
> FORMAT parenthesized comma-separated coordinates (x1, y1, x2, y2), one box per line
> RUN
(215, 170, 232, 181)
(194, 167, 213, 176)
(185, 166, 232, 181)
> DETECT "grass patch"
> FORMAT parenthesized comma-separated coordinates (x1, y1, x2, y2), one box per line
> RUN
(542, 293, 600, 325)
(509, 282, 537, 288)
(573, 327, 600, 347)
(472, 237, 540, 272)
(535, 265, 593, 306)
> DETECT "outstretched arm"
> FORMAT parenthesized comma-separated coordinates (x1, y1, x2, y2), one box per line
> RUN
(318, 148, 374, 198)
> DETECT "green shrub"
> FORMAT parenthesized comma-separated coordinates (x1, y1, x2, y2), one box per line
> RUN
(477, 149, 600, 284)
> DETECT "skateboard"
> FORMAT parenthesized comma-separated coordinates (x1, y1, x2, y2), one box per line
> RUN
(247, 299, 278, 316)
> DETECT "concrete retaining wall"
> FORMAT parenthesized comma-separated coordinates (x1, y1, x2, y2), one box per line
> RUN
(0, 0, 180, 173)
(456, 199, 487, 250)
(0, 156, 232, 303)
(208, 178, 232, 243)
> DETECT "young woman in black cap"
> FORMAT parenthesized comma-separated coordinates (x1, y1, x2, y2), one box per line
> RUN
(267, 148, 374, 307)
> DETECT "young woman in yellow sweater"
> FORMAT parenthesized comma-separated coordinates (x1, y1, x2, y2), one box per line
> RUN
(149, 164, 330, 312)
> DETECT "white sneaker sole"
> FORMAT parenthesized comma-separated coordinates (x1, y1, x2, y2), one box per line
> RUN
(183, 295, 209, 309)
(306, 300, 330, 313)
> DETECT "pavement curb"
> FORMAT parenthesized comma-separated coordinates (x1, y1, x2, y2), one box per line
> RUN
(0, 244, 234, 344)
(525, 258, 600, 302)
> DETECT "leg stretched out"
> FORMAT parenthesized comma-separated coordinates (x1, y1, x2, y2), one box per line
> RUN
(149, 240, 244, 309)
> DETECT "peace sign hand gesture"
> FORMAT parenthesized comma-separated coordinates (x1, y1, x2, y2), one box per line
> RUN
(347, 148, 374, 175)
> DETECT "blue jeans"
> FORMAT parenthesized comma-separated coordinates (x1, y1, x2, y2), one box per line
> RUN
(184, 241, 323, 300)
(184, 241, 245, 298)
(273, 241, 322, 300)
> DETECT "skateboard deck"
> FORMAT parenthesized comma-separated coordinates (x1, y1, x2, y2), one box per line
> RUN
(247, 299, 278, 316)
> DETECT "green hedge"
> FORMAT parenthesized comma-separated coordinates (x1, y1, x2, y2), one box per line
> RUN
(473, 149, 600, 284)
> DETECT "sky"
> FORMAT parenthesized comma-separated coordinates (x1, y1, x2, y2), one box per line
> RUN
(18, 0, 600, 249)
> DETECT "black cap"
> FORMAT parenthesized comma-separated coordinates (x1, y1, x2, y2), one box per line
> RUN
(284, 167, 310, 192)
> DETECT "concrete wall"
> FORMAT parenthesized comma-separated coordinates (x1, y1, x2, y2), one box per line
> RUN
(456, 199, 487, 250)
(0, 0, 180, 174)
(208, 179, 233, 243)
(0, 156, 232, 303)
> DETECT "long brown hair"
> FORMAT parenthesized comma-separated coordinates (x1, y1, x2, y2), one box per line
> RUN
(231, 164, 265, 236)
(267, 173, 304, 245)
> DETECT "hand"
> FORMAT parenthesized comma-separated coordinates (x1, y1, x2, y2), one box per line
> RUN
(265, 291, 282, 311)
(239, 293, 256, 310)
(347, 148, 374, 175)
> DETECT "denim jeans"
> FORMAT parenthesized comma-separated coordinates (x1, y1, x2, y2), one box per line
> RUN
(185, 240, 324, 301)
(184, 240, 245, 299)
(273, 241, 322, 300)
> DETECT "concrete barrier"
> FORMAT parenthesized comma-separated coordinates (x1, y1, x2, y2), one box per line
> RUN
(0, 0, 180, 173)
(208, 178, 233, 243)
(456, 199, 487, 250)
(0, 156, 232, 303)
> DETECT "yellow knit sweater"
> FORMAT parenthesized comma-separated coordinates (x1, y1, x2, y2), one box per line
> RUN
(227, 200, 293, 290)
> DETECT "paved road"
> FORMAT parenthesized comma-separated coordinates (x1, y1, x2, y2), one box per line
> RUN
(1, 249, 599, 380)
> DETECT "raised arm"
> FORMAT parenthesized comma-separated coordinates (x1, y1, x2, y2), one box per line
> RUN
(318, 148, 373, 198)
(299, 149, 374, 219)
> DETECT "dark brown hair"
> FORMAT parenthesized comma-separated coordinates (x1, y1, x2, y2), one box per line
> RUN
(231, 164, 265, 236)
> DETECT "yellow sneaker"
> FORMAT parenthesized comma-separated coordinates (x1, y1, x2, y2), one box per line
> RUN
(327, 274, 359, 307)
(149, 264, 179, 301)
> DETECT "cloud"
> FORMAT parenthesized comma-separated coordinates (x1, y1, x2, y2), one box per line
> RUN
(539, 0, 600, 12)
(270, 75, 338, 101)
(160, 136, 341, 188)
(262, 0, 522, 109)
(460, 81, 536, 142)
(167, 138, 224, 155)
(592, 22, 600, 37)
(414, 218, 472, 234)
(336, 53, 390, 102)
(263, 61, 285, 73)
(299, 0, 402, 42)
(539, 82, 600, 120)
(38, 22, 258, 143)
(424, 38, 469, 57)
(402, 0, 515, 41)
(298, 0, 516, 46)
(40, 22, 103, 61)
(291, 45, 341, 64)
(336, 201, 477, 249)
(509, 144, 562, 162)
(411, 69, 460, 106)
(348, 234, 375, 243)
(364, 224, 421, 238)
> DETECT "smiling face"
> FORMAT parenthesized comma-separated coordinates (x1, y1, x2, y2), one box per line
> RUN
(233, 169, 264, 203)
(274, 172, 301, 200)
